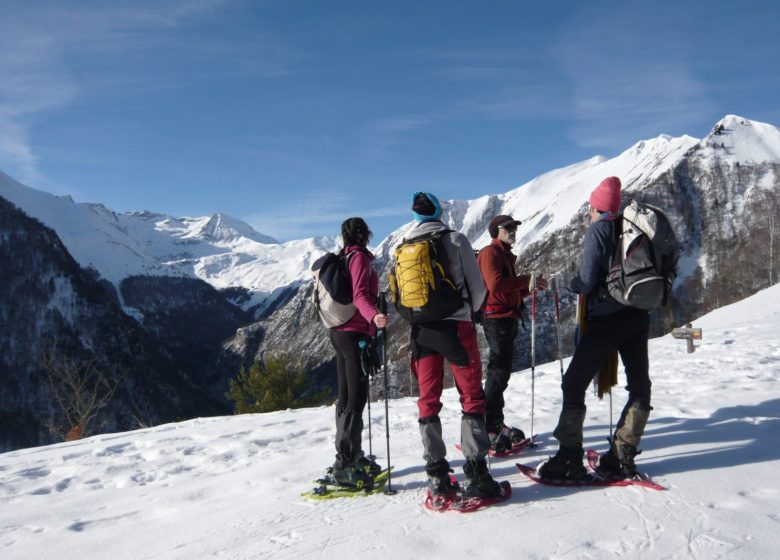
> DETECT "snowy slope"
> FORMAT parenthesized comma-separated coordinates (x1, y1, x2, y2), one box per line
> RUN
(0, 170, 339, 311)
(481, 133, 699, 250)
(2, 283, 778, 559)
(705, 115, 780, 164)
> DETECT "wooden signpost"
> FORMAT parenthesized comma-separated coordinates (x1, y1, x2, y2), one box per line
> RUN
(671, 323, 703, 353)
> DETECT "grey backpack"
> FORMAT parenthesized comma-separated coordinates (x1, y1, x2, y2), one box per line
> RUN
(607, 201, 678, 310)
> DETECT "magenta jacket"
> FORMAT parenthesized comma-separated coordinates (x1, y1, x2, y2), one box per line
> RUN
(335, 245, 378, 336)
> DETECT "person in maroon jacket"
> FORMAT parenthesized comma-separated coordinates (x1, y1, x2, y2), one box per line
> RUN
(477, 215, 546, 452)
(328, 217, 388, 487)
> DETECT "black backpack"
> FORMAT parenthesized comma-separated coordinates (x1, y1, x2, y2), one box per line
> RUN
(607, 201, 678, 309)
(311, 250, 357, 327)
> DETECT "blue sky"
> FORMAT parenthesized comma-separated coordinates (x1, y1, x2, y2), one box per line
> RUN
(2, 1, 779, 242)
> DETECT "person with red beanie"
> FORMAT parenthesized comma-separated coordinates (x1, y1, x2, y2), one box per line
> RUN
(477, 214, 546, 452)
(538, 176, 653, 482)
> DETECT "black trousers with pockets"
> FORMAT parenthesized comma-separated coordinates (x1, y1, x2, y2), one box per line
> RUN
(329, 329, 369, 464)
(561, 307, 651, 410)
(482, 317, 519, 432)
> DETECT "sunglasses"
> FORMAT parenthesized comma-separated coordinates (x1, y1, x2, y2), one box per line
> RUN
(499, 225, 517, 233)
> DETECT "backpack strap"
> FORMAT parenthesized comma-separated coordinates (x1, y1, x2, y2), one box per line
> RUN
(403, 228, 453, 244)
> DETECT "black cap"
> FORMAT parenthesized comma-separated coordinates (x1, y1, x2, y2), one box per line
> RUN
(488, 215, 522, 238)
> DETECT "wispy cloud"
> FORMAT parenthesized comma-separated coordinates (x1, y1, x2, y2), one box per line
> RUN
(0, 0, 291, 183)
(566, 60, 714, 149)
(360, 113, 441, 161)
(245, 193, 408, 240)
(554, 6, 716, 151)
(0, 23, 78, 184)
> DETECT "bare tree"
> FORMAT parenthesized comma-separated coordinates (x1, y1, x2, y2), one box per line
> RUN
(41, 346, 121, 441)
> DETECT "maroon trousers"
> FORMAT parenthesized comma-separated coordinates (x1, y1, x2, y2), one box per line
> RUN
(410, 320, 485, 419)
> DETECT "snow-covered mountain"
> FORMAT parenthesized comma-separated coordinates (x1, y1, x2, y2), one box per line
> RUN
(3, 114, 777, 321)
(2, 114, 779, 450)
(0, 171, 339, 316)
(2, 281, 779, 560)
(377, 132, 700, 257)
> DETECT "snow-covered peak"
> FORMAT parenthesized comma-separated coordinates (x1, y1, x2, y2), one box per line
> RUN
(0, 172, 335, 312)
(376, 133, 700, 255)
(183, 213, 278, 245)
(701, 115, 780, 164)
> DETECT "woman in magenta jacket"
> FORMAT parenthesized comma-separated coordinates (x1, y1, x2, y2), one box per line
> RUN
(328, 217, 387, 487)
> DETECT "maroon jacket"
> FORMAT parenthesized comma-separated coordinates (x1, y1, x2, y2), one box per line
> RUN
(477, 239, 530, 319)
(335, 244, 378, 336)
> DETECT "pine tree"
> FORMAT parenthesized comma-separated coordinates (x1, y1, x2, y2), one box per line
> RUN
(227, 353, 330, 414)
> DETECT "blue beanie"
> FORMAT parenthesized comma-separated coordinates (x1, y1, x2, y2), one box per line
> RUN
(412, 191, 442, 223)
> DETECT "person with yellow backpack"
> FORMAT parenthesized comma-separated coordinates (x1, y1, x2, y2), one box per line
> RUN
(389, 192, 503, 500)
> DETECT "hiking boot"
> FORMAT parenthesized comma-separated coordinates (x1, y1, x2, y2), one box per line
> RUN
(597, 446, 624, 478)
(462, 458, 503, 499)
(537, 446, 588, 481)
(608, 440, 641, 478)
(488, 430, 512, 453)
(425, 459, 457, 496)
(331, 456, 374, 490)
(354, 455, 382, 478)
(501, 424, 526, 443)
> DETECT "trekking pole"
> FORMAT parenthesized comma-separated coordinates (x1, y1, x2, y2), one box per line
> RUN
(378, 292, 397, 495)
(609, 391, 614, 440)
(551, 274, 565, 380)
(366, 369, 374, 459)
(359, 339, 374, 459)
(529, 271, 538, 448)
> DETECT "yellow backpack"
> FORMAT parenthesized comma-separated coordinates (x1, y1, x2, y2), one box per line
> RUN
(389, 230, 462, 323)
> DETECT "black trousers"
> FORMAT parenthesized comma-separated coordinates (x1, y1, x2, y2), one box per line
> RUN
(329, 329, 369, 463)
(482, 317, 518, 431)
(562, 307, 651, 410)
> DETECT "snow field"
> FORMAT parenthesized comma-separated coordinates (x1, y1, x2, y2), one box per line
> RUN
(2, 285, 780, 559)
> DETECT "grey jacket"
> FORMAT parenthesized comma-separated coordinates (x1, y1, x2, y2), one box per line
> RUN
(403, 220, 487, 322)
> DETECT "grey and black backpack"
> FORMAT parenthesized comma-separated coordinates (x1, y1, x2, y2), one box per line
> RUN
(606, 201, 678, 310)
(311, 249, 357, 328)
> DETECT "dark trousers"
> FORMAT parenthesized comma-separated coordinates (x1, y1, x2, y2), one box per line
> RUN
(482, 317, 518, 431)
(561, 307, 651, 410)
(329, 329, 369, 463)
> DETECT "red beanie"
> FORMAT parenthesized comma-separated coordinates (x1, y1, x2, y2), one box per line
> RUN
(589, 176, 622, 213)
